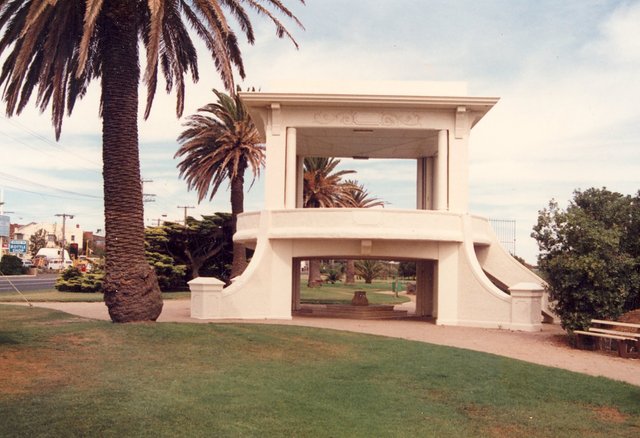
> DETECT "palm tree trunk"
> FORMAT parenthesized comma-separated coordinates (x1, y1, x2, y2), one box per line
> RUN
(230, 172, 247, 278)
(308, 259, 322, 287)
(345, 260, 356, 284)
(100, 0, 162, 322)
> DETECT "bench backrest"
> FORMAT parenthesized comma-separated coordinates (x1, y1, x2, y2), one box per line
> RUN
(591, 319, 640, 330)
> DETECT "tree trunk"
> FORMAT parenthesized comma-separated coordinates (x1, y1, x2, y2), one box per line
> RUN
(230, 172, 247, 278)
(345, 260, 355, 284)
(307, 259, 322, 287)
(100, 0, 162, 322)
(184, 248, 201, 279)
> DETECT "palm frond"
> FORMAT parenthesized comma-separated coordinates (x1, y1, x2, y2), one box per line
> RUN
(176, 88, 264, 203)
(76, 0, 103, 76)
(0, 0, 303, 137)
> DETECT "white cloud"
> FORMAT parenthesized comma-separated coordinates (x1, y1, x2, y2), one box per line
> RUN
(1, 1, 639, 265)
(585, 1, 640, 65)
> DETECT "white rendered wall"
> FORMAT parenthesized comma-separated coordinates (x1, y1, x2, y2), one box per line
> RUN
(208, 210, 544, 330)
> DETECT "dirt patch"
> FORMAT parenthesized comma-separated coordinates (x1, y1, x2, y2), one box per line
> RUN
(242, 335, 353, 363)
(592, 406, 628, 424)
(0, 349, 66, 395)
(463, 405, 530, 438)
(0, 329, 116, 396)
(485, 423, 529, 438)
(35, 317, 90, 326)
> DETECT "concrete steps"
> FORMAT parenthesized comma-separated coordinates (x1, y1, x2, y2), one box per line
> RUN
(296, 304, 409, 320)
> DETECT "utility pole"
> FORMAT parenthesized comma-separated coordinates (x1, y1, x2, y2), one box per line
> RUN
(0, 190, 14, 256)
(177, 206, 195, 227)
(141, 178, 156, 203)
(156, 214, 167, 226)
(55, 213, 74, 266)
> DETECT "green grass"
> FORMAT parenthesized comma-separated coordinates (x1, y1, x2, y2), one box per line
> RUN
(301, 281, 410, 305)
(0, 290, 190, 302)
(1, 305, 639, 437)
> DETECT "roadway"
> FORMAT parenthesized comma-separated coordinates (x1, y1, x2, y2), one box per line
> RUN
(0, 273, 57, 292)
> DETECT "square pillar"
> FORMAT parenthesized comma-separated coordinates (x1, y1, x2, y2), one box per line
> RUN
(296, 156, 304, 208)
(264, 104, 287, 210)
(415, 260, 435, 316)
(416, 157, 434, 210)
(189, 277, 225, 319)
(417, 158, 426, 210)
(509, 282, 544, 331)
(285, 127, 297, 209)
(434, 130, 448, 211)
(291, 258, 301, 311)
(436, 243, 459, 325)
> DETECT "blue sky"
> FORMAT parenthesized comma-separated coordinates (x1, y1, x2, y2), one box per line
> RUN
(0, 0, 639, 263)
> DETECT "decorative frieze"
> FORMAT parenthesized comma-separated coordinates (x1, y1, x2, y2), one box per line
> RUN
(313, 110, 422, 127)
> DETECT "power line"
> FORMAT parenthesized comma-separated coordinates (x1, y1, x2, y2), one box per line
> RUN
(0, 184, 102, 202)
(0, 115, 101, 167)
(0, 171, 101, 199)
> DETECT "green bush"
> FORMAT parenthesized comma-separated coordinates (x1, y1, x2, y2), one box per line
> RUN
(0, 254, 24, 275)
(326, 269, 341, 284)
(55, 266, 104, 292)
(532, 188, 639, 331)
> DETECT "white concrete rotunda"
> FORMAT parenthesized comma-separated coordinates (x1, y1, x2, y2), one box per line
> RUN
(190, 84, 551, 331)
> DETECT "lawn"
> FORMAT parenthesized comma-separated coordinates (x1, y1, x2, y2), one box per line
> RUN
(0, 290, 190, 302)
(1, 305, 639, 437)
(300, 280, 411, 305)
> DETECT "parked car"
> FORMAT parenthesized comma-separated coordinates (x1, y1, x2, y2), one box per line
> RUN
(47, 258, 73, 271)
(21, 259, 34, 268)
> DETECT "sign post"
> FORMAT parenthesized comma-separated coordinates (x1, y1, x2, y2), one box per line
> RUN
(0, 214, 9, 256)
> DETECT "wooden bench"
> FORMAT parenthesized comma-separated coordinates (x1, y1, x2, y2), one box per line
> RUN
(574, 319, 640, 358)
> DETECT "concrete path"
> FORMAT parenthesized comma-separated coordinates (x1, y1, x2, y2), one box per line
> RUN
(18, 299, 640, 387)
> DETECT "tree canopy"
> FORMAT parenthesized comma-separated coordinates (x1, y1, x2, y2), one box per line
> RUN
(532, 188, 640, 331)
(29, 229, 50, 258)
(145, 214, 233, 289)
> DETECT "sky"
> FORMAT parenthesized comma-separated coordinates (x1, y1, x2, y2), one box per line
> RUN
(0, 0, 639, 264)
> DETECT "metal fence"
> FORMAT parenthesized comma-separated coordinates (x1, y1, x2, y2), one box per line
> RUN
(489, 218, 516, 255)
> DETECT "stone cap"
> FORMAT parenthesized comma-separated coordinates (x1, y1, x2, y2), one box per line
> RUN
(188, 277, 225, 287)
(509, 282, 545, 293)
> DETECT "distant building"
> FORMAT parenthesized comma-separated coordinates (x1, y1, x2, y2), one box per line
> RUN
(12, 221, 85, 255)
(83, 231, 105, 257)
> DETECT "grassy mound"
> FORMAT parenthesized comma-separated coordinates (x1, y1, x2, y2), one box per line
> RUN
(1, 305, 639, 437)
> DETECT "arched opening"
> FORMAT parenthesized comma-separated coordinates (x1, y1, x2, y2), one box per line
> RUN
(292, 256, 437, 320)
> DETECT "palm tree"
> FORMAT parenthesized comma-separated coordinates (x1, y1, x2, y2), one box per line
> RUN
(343, 180, 385, 284)
(176, 89, 264, 278)
(303, 157, 355, 286)
(0, 1, 302, 322)
(355, 259, 385, 284)
(303, 157, 355, 208)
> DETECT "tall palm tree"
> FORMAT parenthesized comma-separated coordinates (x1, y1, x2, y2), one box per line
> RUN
(176, 89, 264, 278)
(303, 157, 355, 286)
(0, 1, 303, 322)
(343, 180, 385, 284)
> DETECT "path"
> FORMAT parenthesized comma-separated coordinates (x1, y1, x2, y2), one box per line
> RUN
(16, 299, 640, 387)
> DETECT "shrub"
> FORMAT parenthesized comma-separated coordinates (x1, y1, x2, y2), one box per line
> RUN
(532, 188, 639, 331)
(326, 269, 341, 284)
(55, 266, 104, 292)
(0, 255, 24, 275)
